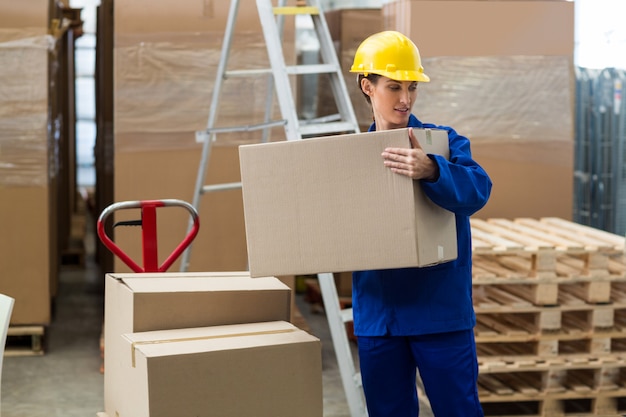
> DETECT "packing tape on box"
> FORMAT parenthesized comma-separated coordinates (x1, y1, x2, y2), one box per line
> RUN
(129, 328, 297, 367)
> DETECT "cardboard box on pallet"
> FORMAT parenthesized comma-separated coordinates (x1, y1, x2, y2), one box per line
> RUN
(104, 273, 292, 417)
(0, 2, 53, 327)
(118, 321, 322, 417)
(239, 128, 457, 278)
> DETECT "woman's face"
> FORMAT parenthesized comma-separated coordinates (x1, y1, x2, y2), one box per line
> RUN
(361, 76, 418, 131)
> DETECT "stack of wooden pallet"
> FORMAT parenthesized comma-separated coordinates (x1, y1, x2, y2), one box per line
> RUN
(471, 217, 626, 416)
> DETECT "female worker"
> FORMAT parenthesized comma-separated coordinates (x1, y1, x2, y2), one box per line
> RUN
(349, 31, 492, 416)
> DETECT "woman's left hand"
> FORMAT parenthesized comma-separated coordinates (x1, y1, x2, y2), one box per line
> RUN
(381, 128, 439, 181)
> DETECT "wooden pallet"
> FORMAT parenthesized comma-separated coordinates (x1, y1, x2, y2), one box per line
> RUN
(481, 392, 626, 417)
(477, 356, 626, 416)
(5, 325, 45, 356)
(471, 217, 624, 281)
(473, 258, 623, 306)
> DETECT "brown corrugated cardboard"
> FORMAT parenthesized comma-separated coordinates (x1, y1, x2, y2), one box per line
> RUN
(104, 273, 291, 417)
(473, 138, 573, 220)
(334, 271, 353, 298)
(239, 128, 457, 277)
(383, 0, 574, 57)
(0, 0, 49, 28)
(0, 187, 51, 325)
(114, 0, 289, 35)
(379, 0, 575, 221)
(0, 10, 53, 326)
(118, 321, 322, 417)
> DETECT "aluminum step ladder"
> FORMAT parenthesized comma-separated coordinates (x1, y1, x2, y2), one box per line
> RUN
(180, 1, 366, 416)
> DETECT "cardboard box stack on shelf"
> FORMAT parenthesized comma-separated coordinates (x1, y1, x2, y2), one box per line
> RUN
(470, 217, 626, 416)
(102, 272, 322, 417)
(107, 0, 296, 274)
(0, 0, 79, 352)
(0, 0, 53, 336)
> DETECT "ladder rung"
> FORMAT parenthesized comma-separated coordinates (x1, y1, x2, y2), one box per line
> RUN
(301, 113, 341, 124)
(225, 68, 272, 78)
(201, 182, 242, 194)
(273, 6, 319, 15)
(227, 64, 339, 78)
(285, 63, 339, 75)
(196, 120, 287, 139)
(299, 121, 358, 137)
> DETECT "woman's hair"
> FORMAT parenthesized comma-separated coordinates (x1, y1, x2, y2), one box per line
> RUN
(358, 73, 381, 104)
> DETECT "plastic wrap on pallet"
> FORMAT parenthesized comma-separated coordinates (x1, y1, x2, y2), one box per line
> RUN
(414, 55, 574, 142)
(114, 32, 296, 152)
(573, 66, 626, 235)
(0, 30, 53, 187)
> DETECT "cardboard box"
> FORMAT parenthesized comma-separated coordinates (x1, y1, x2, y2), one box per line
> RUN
(118, 321, 322, 417)
(472, 138, 574, 220)
(0, 10, 53, 326)
(0, 187, 51, 325)
(104, 273, 292, 417)
(239, 128, 457, 277)
(0, 0, 48, 28)
(383, 0, 574, 57)
(334, 271, 353, 298)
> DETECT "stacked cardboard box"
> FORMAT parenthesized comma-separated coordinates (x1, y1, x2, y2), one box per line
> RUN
(0, 1, 82, 336)
(0, 1, 53, 327)
(103, 272, 322, 417)
(109, 0, 297, 273)
(382, 0, 575, 220)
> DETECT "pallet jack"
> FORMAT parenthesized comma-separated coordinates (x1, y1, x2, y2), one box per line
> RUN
(95, 199, 200, 374)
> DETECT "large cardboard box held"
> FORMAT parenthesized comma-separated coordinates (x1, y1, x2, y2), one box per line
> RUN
(120, 321, 322, 417)
(104, 273, 291, 417)
(239, 128, 457, 277)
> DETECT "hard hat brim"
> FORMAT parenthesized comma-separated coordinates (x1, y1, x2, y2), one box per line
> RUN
(349, 68, 430, 83)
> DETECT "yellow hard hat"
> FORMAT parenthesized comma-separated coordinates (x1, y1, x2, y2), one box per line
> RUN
(350, 31, 430, 82)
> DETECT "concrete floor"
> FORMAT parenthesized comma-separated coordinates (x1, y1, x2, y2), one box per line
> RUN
(1, 230, 355, 417)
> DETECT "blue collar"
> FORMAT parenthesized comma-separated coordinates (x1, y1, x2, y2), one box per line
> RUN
(368, 114, 424, 131)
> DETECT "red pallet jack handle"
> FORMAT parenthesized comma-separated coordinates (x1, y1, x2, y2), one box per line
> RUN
(96, 199, 200, 273)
